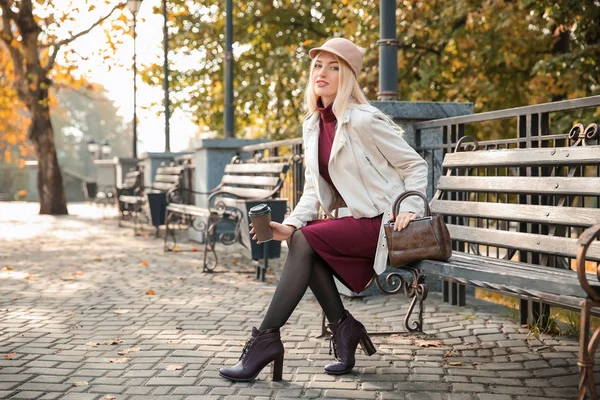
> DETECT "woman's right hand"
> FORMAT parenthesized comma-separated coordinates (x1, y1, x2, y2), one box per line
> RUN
(250, 221, 296, 243)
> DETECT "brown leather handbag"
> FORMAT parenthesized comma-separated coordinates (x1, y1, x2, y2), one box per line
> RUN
(384, 191, 452, 268)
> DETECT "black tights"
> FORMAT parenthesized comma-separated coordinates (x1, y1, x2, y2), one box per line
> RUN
(259, 230, 346, 331)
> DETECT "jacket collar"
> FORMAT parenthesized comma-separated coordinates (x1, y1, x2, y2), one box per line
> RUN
(305, 106, 353, 137)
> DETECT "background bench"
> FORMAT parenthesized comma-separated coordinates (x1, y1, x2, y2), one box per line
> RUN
(164, 154, 292, 276)
(116, 168, 143, 228)
(385, 134, 599, 397)
(118, 163, 184, 236)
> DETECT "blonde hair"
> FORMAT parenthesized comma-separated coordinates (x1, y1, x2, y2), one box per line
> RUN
(304, 51, 369, 138)
(303, 50, 404, 138)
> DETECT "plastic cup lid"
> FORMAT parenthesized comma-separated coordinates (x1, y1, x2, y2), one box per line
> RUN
(249, 203, 270, 216)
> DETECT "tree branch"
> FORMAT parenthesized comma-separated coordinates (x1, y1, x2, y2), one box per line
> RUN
(0, 0, 30, 104)
(44, 2, 124, 73)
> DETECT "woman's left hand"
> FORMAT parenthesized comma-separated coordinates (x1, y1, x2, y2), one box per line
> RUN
(389, 211, 417, 231)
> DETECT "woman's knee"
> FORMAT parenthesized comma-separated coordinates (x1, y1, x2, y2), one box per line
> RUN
(287, 230, 314, 256)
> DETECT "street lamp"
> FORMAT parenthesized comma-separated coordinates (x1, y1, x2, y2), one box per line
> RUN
(127, 0, 143, 159)
(87, 139, 112, 160)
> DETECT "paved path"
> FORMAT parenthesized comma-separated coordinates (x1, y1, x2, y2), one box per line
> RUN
(0, 203, 594, 399)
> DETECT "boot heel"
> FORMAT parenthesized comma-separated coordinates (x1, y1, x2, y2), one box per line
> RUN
(359, 334, 376, 356)
(270, 354, 284, 381)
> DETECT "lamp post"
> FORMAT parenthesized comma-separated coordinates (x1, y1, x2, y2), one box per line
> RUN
(163, 0, 171, 152)
(87, 139, 112, 160)
(127, 0, 143, 159)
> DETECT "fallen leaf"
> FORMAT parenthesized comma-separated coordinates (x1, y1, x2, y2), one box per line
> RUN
(72, 381, 89, 387)
(86, 342, 99, 347)
(192, 247, 198, 252)
(118, 347, 140, 355)
(93, 258, 102, 261)
(74, 271, 83, 276)
(472, 361, 482, 365)
(231, 259, 238, 265)
(108, 357, 129, 363)
(3, 352, 16, 359)
(173, 247, 180, 252)
(67, 312, 76, 317)
(113, 309, 129, 314)
(534, 345, 550, 352)
(146, 289, 155, 295)
(2, 266, 13, 271)
(166, 364, 183, 370)
(141, 261, 149, 267)
(104, 396, 116, 400)
(417, 340, 443, 348)
(444, 350, 455, 358)
(104, 338, 123, 345)
(448, 361, 463, 366)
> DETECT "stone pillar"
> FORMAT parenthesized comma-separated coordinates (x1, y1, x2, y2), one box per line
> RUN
(139, 152, 189, 188)
(114, 157, 140, 188)
(25, 161, 39, 202)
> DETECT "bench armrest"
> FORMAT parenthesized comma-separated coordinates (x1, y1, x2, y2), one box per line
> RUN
(576, 224, 600, 301)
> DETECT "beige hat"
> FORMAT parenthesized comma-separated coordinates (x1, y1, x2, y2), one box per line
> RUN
(309, 38, 366, 77)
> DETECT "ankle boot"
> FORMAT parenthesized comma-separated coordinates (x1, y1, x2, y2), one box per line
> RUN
(324, 310, 376, 375)
(219, 327, 284, 382)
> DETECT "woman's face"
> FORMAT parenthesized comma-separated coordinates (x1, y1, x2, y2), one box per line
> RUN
(312, 52, 339, 106)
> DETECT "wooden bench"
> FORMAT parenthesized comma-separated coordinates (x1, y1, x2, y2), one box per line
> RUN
(164, 154, 292, 275)
(116, 168, 143, 228)
(118, 163, 184, 235)
(383, 138, 600, 398)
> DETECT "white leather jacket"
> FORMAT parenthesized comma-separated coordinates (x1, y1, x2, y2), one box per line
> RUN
(282, 103, 428, 275)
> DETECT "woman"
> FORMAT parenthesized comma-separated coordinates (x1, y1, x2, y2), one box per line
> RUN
(219, 37, 428, 382)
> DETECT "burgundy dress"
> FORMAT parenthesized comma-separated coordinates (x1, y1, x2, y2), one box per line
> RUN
(300, 102, 382, 294)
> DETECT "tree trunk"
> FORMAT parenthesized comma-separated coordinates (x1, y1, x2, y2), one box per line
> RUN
(29, 108, 68, 215)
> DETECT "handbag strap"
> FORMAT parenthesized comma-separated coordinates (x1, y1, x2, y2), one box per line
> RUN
(392, 190, 431, 218)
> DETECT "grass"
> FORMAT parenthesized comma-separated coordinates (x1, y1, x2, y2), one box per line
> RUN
(476, 289, 593, 338)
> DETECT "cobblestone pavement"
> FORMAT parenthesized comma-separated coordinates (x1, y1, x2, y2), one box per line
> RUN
(1, 202, 597, 400)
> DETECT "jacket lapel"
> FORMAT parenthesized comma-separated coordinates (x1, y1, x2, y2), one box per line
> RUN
(303, 112, 320, 181)
(328, 108, 352, 163)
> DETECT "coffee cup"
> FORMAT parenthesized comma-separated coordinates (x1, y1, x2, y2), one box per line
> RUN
(248, 204, 273, 242)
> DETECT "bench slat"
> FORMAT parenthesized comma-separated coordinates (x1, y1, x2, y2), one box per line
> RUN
(219, 186, 274, 199)
(221, 175, 280, 187)
(156, 166, 184, 174)
(416, 253, 598, 299)
(167, 203, 208, 217)
(448, 224, 600, 261)
(437, 176, 600, 195)
(155, 175, 180, 183)
(224, 163, 288, 174)
(443, 146, 600, 168)
(431, 200, 600, 227)
(152, 182, 174, 191)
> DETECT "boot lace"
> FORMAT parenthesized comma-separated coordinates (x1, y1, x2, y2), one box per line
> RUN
(328, 334, 339, 361)
(239, 338, 254, 361)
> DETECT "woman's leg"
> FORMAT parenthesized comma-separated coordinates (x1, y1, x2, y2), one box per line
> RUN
(259, 230, 345, 331)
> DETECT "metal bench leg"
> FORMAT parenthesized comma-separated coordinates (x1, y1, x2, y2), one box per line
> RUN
(578, 299, 600, 400)
(443, 280, 465, 307)
(519, 299, 550, 329)
(372, 267, 427, 334)
(164, 210, 177, 252)
(203, 219, 218, 273)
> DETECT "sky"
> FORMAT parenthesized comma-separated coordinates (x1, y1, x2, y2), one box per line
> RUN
(68, 0, 197, 155)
